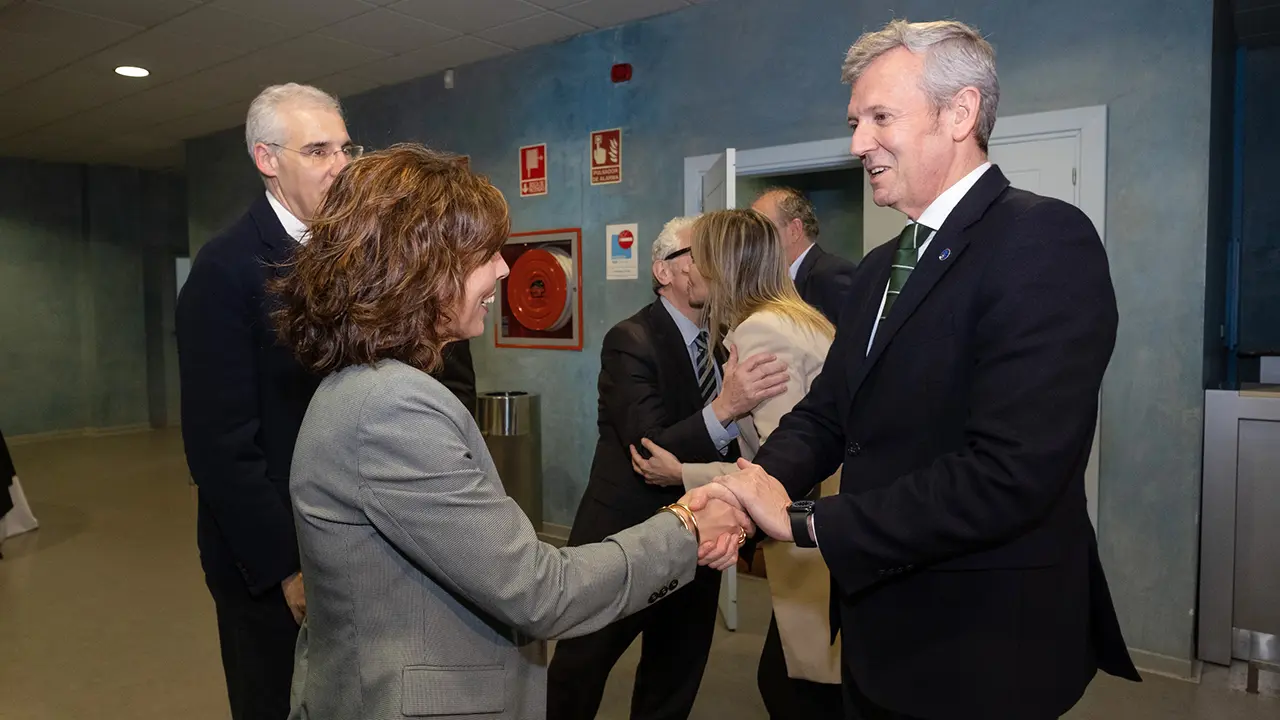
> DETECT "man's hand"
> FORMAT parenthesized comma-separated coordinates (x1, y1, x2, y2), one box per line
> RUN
(629, 438, 683, 486)
(282, 572, 306, 625)
(710, 345, 788, 426)
(714, 459, 794, 542)
(681, 483, 756, 571)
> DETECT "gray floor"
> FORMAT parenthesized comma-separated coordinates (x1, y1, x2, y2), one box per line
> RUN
(1, 430, 1277, 719)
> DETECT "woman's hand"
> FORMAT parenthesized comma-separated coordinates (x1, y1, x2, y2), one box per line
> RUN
(680, 483, 754, 571)
(629, 438, 684, 487)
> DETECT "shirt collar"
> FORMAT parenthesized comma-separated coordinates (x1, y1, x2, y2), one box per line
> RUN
(789, 243, 815, 281)
(659, 296, 704, 348)
(265, 190, 309, 244)
(915, 162, 992, 232)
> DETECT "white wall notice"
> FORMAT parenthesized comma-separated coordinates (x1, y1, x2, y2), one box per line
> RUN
(606, 223, 638, 280)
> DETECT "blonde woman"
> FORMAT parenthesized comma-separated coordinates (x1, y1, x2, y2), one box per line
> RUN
(630, 208, 842, 718)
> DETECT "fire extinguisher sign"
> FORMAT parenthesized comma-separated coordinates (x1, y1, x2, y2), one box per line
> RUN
(589, 129, 622, 186)
(519, 143, 548, 197)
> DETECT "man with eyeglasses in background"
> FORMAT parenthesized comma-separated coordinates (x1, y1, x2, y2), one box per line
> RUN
(176, 83, 361, 720)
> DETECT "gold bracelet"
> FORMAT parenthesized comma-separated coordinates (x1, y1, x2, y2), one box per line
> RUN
(659, 503, 699, 545)
(672, 502, 700, 545)
(659, 506, 692, 536)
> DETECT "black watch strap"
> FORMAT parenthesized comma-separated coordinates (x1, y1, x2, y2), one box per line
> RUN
(788, 501, 816, 548)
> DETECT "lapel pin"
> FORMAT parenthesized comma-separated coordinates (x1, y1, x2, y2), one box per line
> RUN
(938, 248, 952, 261)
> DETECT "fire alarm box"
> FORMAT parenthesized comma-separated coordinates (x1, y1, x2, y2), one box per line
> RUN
(495, 228, 583, 351)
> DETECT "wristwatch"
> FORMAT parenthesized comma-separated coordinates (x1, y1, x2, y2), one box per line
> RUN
(787, 500, 817, 548)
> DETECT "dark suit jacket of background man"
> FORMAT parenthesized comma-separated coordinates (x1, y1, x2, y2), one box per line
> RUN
(752, 167, 1141, 720)
(794, 244, 857, 324)
(177, 194, 318, 602)
(547, 298, 741, 720)
(579, 299, 740, 520)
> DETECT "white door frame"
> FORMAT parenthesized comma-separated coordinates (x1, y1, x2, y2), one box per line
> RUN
(683, 103, 1109, 525)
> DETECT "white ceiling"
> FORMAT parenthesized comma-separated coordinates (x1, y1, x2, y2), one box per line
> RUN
(0, 0, 713, 169)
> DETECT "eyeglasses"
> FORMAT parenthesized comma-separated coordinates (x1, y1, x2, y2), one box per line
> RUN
(268, 143, 364, 162)
(663, 247, 692, 261)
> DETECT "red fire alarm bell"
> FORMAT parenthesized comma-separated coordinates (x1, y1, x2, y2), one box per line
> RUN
(611, 63, 632, 83)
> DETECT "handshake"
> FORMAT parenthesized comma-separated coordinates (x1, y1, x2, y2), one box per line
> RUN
(670, 459, 798, 571)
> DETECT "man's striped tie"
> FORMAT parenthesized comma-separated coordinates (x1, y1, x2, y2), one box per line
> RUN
(881, 221, 934, 320)
(693, 331, 716, 407)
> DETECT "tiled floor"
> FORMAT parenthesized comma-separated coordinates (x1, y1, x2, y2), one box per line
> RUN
(1, 430, 1277, 719)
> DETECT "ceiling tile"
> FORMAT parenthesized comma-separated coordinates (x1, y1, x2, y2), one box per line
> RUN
(145, 102, 252, 142)
(154, 4, 298, 53)
(0, 2, 142, 48)
(0, 63, 154, 125)
(311, 64, 393, 98)
(232, 33, 389, 84)
(0, 98, 58, 139)
(333, 34, 511, 92)
(211, 0, 377, 33)
(0, 28, 92, 93)
(318, 7, 459, 54)
(87, 27, 247, 81)
(34, 0, 202, 27)
(477, 11, 591, 49)
(388, 0, 541, 34)
(558, 0, 688, 28)
(378, 35, 511, 81)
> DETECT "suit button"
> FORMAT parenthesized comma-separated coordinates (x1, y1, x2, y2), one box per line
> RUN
(668, 579, 679, 591)
(648, 592, 659, 604)
(846, 442, 862, 457)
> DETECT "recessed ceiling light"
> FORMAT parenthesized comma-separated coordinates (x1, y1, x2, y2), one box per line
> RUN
(115, 66, 149, 78)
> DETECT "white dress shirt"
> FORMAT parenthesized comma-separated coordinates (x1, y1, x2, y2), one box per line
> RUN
(659, 296, 739, 452)
(266, 190, 309, 244)
(788, 243, 815, 281)
(865, 162, 992, 354)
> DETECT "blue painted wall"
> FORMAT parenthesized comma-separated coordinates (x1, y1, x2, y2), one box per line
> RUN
(185, 0, 1215, 663)
(0, 157, 186, 435)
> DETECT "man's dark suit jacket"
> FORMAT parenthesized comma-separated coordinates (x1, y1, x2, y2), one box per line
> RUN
(177, 194, 319, 596)
(753, 167, 1141, 719)
(581, 299, 738, 522)
(794, 244, 858, 324)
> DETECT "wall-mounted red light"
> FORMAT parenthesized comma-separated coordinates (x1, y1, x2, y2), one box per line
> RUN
(611, 63, 632, 83)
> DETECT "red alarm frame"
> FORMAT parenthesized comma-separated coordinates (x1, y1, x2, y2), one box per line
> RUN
(494, 227, 584, 351)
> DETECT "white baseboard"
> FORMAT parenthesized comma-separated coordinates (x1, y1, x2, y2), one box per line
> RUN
(1129, 648, 1201, 681)
(538, 522, 571, 547)
(8, 423, 152, 446)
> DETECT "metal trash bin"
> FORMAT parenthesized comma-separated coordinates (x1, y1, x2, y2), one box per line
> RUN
(477, 391, 543, 529)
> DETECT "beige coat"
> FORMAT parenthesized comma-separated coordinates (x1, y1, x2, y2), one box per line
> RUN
(682, 310, 841, 685)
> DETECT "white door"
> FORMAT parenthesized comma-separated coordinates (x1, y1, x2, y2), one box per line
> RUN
(701, 148, 736, 212)
(987, 133, 1100, 529)
(701, 148, 740, 630)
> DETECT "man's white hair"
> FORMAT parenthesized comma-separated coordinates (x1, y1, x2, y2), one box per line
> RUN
(651, 216, 697, 294)
(245, 83, 343, 159)
(841, 19, 1000, 151)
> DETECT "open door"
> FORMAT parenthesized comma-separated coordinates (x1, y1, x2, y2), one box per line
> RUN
(702, 148, 741, 631)
(701, 148, 736, 213)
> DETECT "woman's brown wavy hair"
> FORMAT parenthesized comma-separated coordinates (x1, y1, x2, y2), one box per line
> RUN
(271, 143, 510, 375)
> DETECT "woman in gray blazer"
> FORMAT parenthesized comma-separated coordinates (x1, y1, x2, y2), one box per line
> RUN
(270, 144, 750, 720)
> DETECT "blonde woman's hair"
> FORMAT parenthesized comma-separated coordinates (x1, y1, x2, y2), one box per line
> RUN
(691, 209, 835, 350)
